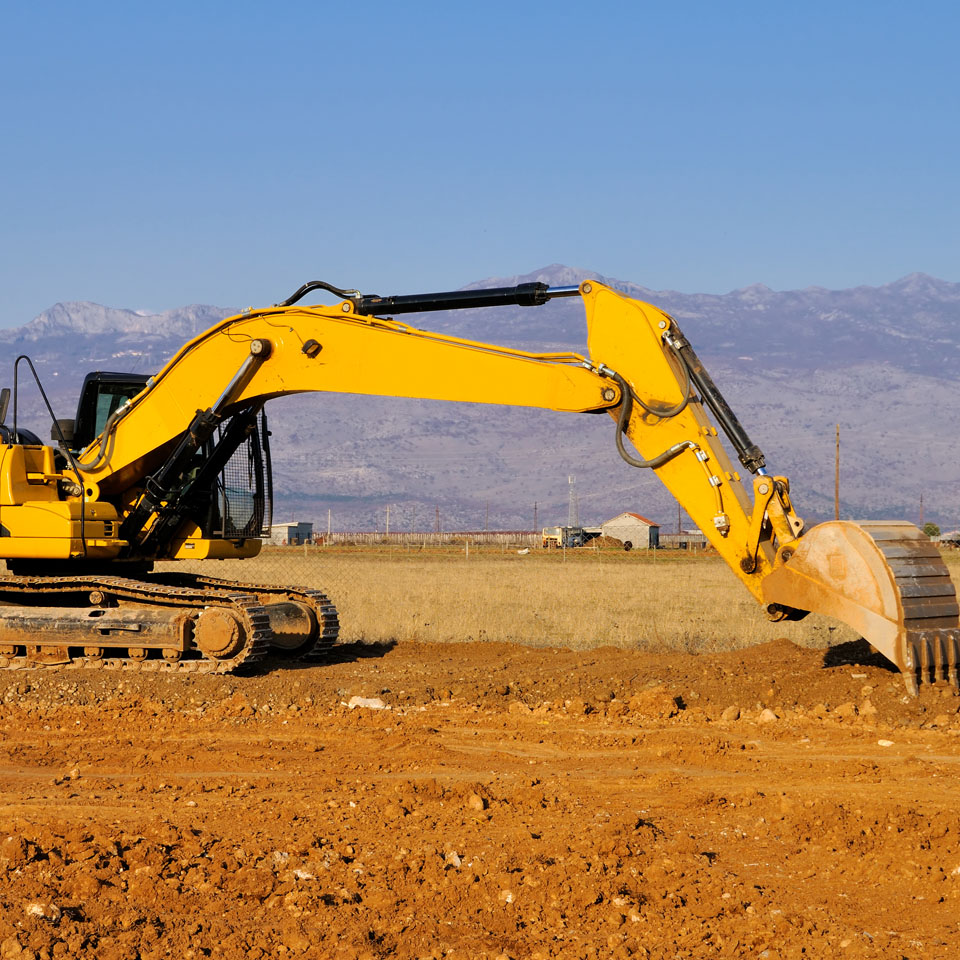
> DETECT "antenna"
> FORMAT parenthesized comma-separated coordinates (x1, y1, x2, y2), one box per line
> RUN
(567, 475, 579, 528)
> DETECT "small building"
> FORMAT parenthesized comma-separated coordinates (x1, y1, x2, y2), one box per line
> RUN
(601, 512, 660, 550)
(659, 529, 709, 550)
(267, 520, 314, 546)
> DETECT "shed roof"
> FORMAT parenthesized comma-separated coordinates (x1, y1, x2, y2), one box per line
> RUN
(602, 512, 660, 527)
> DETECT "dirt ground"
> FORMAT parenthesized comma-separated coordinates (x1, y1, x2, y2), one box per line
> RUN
(0, 639, 958, 960)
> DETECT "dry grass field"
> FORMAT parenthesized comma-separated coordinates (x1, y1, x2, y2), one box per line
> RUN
(162, 543, 868, 653)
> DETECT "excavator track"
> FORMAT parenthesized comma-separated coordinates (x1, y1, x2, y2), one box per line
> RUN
(151, 572, 340, 661)
(858, 522, 960, 694)
(0, 574, 274, 674)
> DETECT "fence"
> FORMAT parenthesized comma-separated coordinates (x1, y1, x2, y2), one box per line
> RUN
(319, 530, 541, 547)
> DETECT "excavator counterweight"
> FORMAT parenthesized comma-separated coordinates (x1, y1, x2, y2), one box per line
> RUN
(0, 278, 955, 691)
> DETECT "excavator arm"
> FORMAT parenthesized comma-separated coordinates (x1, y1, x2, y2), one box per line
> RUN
(1, 279, 956, 691)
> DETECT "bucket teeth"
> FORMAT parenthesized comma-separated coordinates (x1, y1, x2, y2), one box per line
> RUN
(857, 522, 960, 695)
(904, 628, 959, 694)
(904, 637, 919, 697)
(920, 634, 931, 684)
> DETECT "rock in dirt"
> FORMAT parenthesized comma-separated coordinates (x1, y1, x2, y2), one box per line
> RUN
(0, 836, 29, 866)
(757, 708, 779, 724)
(24, 902, 60, 921)
(628, 686, 680, 719)
(347, 696, 389, 710)
(720, 705, 740, 722)
(0, 938, 23, 960)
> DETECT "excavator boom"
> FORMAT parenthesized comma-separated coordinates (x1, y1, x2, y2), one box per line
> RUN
(0, 278, 955, 691)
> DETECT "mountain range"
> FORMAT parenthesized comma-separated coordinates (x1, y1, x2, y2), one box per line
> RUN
(2, 265, 959, 532)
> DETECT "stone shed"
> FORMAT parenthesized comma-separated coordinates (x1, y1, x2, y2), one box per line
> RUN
(600, 512, 660, 549)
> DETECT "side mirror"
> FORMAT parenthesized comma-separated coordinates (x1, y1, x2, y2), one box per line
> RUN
(0, 387, 9, 425)
(52, 418, 75, 444)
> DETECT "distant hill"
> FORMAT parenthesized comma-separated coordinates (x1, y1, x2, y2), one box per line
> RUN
(443, 265, 960, 376)
(3, 266, 958, 530)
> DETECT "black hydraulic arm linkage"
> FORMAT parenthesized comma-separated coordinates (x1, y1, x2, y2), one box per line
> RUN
(668, 333, 767, 475)
(279, 280, 583, 315)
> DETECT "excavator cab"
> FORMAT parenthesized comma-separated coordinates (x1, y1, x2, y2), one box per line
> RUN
(71, 369, 273, 552)
(63, 372, 150, 454)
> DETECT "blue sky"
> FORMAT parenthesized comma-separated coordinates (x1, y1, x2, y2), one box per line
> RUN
(1, 0, 957, 325)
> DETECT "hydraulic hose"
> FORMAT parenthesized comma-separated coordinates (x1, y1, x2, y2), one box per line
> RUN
(278, 280, 360, 307)
(607, 371, 696, 469)
(609, 371, 725, 517)
(74, 403, 128, 473)
(630, 338, 692, 419)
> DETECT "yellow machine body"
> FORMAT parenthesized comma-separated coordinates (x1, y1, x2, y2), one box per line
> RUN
(0, 279, 955, 689)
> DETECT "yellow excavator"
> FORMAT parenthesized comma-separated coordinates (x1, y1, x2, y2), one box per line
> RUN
(0, 278, 956, 692)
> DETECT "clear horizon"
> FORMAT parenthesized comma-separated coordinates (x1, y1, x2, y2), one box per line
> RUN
(2, 1, 958, 326)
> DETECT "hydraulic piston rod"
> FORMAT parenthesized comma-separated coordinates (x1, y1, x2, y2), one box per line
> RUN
(350, 282, 583, 316)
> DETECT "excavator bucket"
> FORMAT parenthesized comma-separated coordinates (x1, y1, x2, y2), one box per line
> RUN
(761, 521, 960, 695)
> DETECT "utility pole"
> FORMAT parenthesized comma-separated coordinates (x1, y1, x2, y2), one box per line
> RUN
(385, 504, 390, 537)
(327, 508, 331, 538)
(435, 504, 440, 534)
(533, 501, 538, 535)
(834, 424, 840, 521)
(920, 493, 924, 528)
(411, 504, 416, 534)
(677, 502, 682, 535)
(485, 501, 489, 533)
